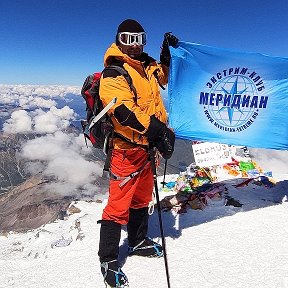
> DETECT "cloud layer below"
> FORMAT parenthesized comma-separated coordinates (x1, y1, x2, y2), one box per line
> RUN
(1, 84, 104, 197)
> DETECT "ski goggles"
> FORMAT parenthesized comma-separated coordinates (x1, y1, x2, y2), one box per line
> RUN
(118, 32, 147, 46)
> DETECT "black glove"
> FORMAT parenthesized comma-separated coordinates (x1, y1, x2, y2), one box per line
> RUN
(164, 32, 179, 48)
(145, 115, 175, 159)
(160, 32, 179, 67)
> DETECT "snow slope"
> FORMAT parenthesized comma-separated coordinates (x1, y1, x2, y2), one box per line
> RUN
(0, 173, 287, 288)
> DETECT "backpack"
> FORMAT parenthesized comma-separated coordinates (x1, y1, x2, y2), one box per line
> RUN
(80, 65, 136, 155)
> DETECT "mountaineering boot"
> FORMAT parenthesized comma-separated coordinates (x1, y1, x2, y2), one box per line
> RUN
(100, 259, 128, 288)
(127, 207, 163, 257)
(98, 220, 129, 287)
(128, 237, 163, 257)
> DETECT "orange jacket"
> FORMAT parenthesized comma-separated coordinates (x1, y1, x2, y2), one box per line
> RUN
(99, 43, 169, 149)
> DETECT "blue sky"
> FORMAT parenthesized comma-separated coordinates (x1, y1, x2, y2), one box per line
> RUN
(1, 0, 288, 86)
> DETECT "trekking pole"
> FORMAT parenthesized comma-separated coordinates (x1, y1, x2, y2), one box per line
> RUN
(149, 148, 171, 288)
(161, 159, 168, 188)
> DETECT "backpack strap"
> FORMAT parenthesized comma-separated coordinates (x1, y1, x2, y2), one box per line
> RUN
(153, 69, 166, 90)
(100, 63, 139, 176)
(102, 139, 113, 178)
(103, 65, 137, 103)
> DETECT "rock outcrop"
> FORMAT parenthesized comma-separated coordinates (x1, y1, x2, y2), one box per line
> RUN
(0, 174, 73, 233)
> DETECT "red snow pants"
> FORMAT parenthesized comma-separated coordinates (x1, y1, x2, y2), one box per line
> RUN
(101, 148, 153, 225)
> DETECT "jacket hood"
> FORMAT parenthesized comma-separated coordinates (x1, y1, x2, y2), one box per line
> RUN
(104, 43, 132, 67)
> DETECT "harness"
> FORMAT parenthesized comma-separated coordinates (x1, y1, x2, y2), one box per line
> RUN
(109, 158, 151, 187)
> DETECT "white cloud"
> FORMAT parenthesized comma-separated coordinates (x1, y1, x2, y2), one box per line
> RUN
(2, 106, 76, 134)
(21, 131, 68, 160)
(19, 95, 56, 109)
(1, 84, 80, 135)
(0, 84, 104, 196)
(21, 131, 102, 195)
(33, 106, 75, 134)
(0, 84, 80, 109)
(24, 161, 47, 175)
(2, 110, 32, 133)
(0, 110, 11, 118)
(50, 106, 75, 119)
(45, 155, 99, 184)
